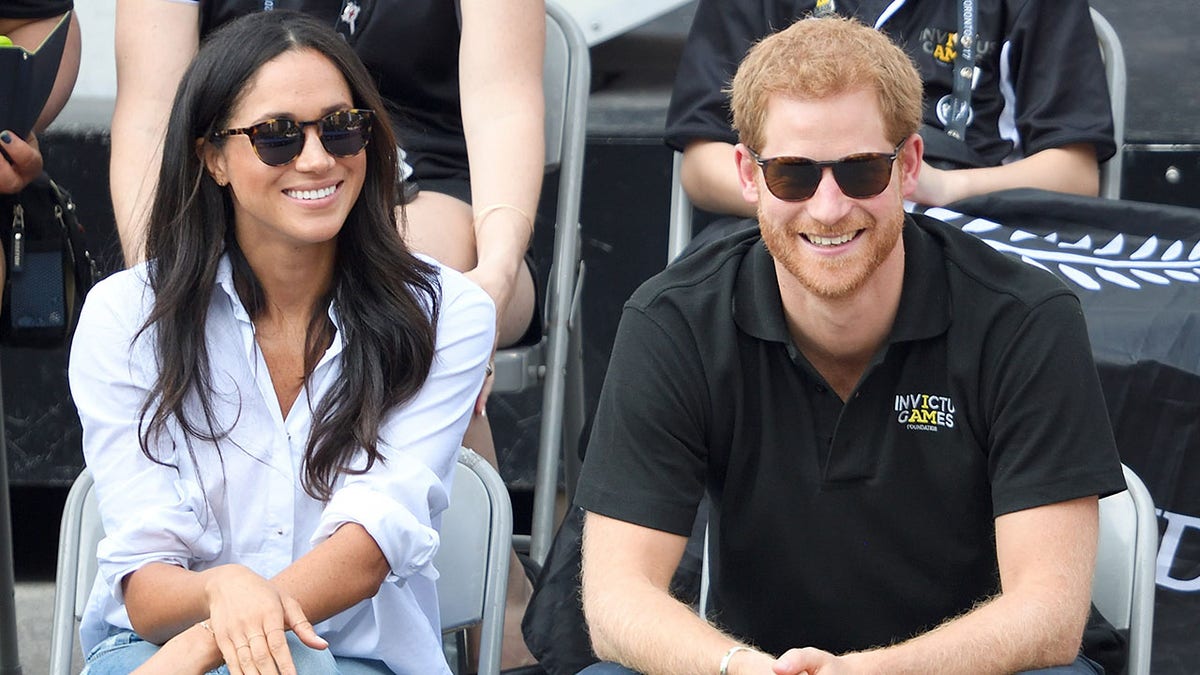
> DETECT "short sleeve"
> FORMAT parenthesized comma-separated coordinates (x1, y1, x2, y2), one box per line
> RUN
(664, 0, 772, 151)
(985, 293, 1126, 516)
(1008, 0, 1115, 161)
(575, 304, 711, 536)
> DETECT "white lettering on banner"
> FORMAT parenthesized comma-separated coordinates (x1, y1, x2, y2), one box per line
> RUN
(1156, 509, 1200, 592)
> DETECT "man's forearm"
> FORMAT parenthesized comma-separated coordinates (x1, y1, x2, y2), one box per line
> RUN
(844, 588, 1088, 674)
(585, 572, 772, 675)
(843, 499, 1098, 675)
(581, 512, 775, 675)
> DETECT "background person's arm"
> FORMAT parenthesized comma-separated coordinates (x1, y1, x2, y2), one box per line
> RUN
(680, 140, 757, 218)
(0, 10, 81, 133)
(909, 144, 1100, 207)
(773, 496, 1099, 675)
(0, 10, 81, 194)
(457, 0, 544, 340)
(582, 512, 779, 675)
(109, 0, 199, 265)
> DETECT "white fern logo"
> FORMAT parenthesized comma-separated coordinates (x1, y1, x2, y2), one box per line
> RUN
(925, 207, 1200, 292)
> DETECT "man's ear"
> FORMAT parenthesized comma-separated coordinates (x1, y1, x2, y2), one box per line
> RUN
(734, 143, 761, 204)
(898, 133, 923, 197)
(198, 138, 228, 186)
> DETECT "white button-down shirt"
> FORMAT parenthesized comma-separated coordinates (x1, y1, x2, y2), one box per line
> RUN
(68, 255, 494, 675)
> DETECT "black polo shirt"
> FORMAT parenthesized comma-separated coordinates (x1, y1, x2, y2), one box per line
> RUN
(664, 0, 1116, 167)
(576, 214, 1125, 656)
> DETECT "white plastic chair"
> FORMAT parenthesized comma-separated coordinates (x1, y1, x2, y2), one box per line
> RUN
(49, 448, 513, 675)
(1093, 463, 1157, 675)
(491, 0, 590, 565)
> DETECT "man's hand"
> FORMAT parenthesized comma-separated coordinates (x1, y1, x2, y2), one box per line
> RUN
(0, 131, 42, 194)
(773, 647, 852, 675)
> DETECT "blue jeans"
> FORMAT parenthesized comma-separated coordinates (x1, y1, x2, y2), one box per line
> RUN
(577, 654, 1105, 674)
(82, 630, 393, 675)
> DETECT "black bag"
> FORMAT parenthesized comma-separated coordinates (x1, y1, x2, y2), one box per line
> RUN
(1, 173, 98, 347)
(521, 505, 599, 675)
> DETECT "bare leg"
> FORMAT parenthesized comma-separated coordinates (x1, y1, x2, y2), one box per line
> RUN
(403, 192, 539, 669)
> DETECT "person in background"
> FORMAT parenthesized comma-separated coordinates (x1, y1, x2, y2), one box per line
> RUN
(70, 11, 493, 674)
(109, 1, 544, 666)
(0, 0, 80, 296)
(666, 0, 1114, 239)
(575, 16, 1126, 675)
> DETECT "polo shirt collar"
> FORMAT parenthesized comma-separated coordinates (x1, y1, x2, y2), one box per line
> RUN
(890, 215, 952, 343)
(732, 215, 951, 346)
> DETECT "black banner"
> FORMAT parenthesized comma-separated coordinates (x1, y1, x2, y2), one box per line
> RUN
(923, 189, 1200, 674)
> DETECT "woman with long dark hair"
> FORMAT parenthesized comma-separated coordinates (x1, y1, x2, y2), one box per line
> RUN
(69, 11, 493, 674)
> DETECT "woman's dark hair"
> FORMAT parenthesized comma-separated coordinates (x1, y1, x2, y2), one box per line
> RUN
(138, 10, 440, 500)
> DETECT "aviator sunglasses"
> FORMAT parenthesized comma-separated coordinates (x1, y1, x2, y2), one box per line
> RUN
(211, 108, 375, 166)
(748, 140, 905, 201)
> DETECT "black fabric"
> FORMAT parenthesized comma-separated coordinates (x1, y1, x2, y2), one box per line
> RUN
(520, 506, 598, 675)
(665, 0, 1115, 167)
(197, 0, 469, 183)
(574, 214, 1126, 657)
(1, 173, 98, 347)
(0, 0, 71, 18)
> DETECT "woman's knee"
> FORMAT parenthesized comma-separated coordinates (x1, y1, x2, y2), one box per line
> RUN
(284, 631, 340, 674)
(81, 632, 161, 675)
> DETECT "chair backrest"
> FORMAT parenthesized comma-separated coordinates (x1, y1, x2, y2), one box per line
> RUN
(50, 449, 514, 675)
(1093, 463, 1157, 675)
(435, 448, 514, 675)
(48, 467, 97, 675)
(667, 150, 694, 264)
(1091, 8, 1126, 200)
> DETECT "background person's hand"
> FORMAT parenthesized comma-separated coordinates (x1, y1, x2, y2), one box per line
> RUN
(0, 131, 43, 194)
(464, 262, 514, 414)
(907, 160, 963, 207)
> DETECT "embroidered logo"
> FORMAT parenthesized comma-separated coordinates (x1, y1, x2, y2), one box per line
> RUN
(918, 27, 994, 67)
(895, 393, 956, 432)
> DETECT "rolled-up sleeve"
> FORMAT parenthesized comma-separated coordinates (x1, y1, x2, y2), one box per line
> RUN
(312, 271, 495, 582)
(68, 271, 223, 604)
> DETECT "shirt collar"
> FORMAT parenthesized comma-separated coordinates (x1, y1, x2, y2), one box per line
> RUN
(214, 253, 345, 357)
(732, 214, 951, 347)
